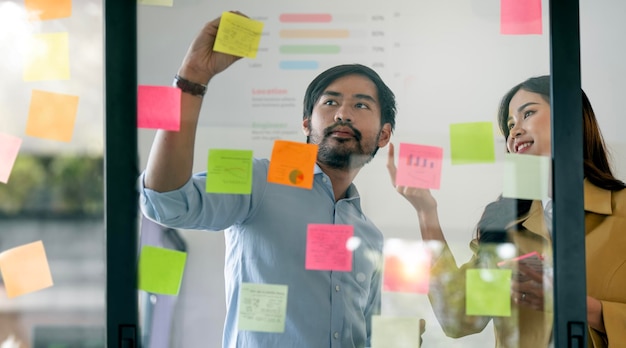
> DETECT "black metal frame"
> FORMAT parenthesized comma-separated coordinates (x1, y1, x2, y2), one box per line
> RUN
(105, 1, 140, 347)
(103, 0, 587, 346)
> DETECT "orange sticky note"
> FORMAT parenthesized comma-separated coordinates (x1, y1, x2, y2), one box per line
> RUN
(26, 90, 79, 142)
(25, 0, 72, 21)
(383, 239, 431, 294)
(0, 133, 22, 184)
(23, 32, 71, 81)
(501, 0, 543, 35)
(396, 143, 443, 189)
(0, 241, 54, 298)
(137, 85, 181, 131)
(305, 224, 353, 272)
(267, 140, 317, 189)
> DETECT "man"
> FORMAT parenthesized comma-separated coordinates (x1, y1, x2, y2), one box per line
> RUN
(140, 11, 396, 348)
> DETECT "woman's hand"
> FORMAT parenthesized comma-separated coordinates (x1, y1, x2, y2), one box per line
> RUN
(511, 262, 546, 311)
(386, 143, 438, 213)
(178, 11, 246, 83)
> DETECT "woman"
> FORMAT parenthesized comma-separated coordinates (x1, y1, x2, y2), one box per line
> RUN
(387, 75, 626, 347)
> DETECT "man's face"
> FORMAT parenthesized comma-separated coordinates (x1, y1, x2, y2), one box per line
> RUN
(303, 74, 391, 169)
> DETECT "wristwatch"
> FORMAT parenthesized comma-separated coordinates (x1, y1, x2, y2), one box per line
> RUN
(173, 74, 207, 97)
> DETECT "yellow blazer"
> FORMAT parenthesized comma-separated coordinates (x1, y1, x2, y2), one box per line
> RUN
(429, 179, 626, 347)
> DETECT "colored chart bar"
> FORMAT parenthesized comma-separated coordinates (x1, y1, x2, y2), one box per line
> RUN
(279, 61, 319, 70)
(279, 13, 332, 23)
(280, 45, 341, 54)
(280, 29, 350, 39)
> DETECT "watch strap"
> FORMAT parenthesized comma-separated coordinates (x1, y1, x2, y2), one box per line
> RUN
(173, 74, 207, 97)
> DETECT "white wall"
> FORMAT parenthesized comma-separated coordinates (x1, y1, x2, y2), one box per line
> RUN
(137, 0, 626, 347)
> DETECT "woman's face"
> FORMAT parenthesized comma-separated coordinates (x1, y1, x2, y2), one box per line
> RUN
(506, 89, 552, 157)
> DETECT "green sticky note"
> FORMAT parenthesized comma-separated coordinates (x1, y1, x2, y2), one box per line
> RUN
(138, 246, 187, 295)
(238, 282, 288, 333)
(371, 315, 422, 348)
(206, 149, 253, 194)
(138, 0, 174, 6)
(502, 153, 550, 200)
(450, 122, 496, 165)
(466, 268, 512, 316)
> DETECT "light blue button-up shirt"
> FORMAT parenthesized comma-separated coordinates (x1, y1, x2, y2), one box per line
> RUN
(140, 159, 383, 348)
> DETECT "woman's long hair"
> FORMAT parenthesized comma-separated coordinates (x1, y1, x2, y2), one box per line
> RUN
(478, 75, 624, 243)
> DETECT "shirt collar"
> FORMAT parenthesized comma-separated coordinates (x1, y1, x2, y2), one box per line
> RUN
(313, 163, 361, 202)
(583, 178, 613, 215)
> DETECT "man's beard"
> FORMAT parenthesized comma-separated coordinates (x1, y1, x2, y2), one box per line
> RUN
(307, 121, 380, 170)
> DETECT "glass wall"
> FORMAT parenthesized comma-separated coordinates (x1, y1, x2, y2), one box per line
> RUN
(134, 0, 624, 347)
(0, 1, 105, 347)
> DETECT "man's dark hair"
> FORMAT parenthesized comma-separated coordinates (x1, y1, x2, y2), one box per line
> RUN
(302, 64, 396, 131)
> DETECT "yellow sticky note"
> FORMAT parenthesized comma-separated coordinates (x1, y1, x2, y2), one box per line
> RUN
(0, 241, 54, 298)
(206, 149, 253, 194)
(449, 122, 496, 165)
(138, 246, 187, 295)
(502, 153, 550, 200)
(466, 268, 512, 317)
(268, 140, 318, 189)
(238, 282, 288, 333)
(23, 32, 71, 81)
(371, 315, 422, 348)
(26, 90, 79, 142)
(138, 0, 174, 6)
(214, 12, 264, 58)
(25, 0, 72, 21)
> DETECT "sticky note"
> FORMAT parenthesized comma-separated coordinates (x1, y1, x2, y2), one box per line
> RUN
(466, 268, 512, 316)
(137, 85, 181, 131)
(238, 282, 288, 333)
(0, 133, 22, 184)
(396, 143, 443, 189)
(501, 0, 543, 35)
(268, 140, 318, 189)
(138, 246, 187, 295)
(26, 90, 79, 142)
(24, 32, 70, 81)
(214, 12, 264, 58)
(138, 0, 174, 6)
(206, 149, 253, 194)
(371, 316, 422, 348)
(305, 224, 353, 272)
(0, 241, 54, 298)
(502, 153, 550, 200)
(383, 239, 431, 294)
(25, 0, 72, 21)
(449, 122, 495, 165)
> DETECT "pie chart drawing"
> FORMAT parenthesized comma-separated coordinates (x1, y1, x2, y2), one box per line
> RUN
(289, 169, 304, 185)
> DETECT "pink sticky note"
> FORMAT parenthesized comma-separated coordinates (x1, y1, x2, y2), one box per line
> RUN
(383, 240, 431, 294)
(501, 0, 542, 35)
(137, 85, 181, 131)
(396, 143, 443, 189)
(305, 224, 353, 272)
(0, 133, 22, 184)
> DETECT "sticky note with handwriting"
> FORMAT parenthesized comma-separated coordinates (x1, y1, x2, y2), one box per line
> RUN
(23, 32, 70, 81)
(501, 0, 542, 35)
(306, 224, 353, 272)
(466, 268, 512, 317)
(214, 12, 264, 58)
(396, 143, 443, 189)
(0, 241, 54, 298)
(137, 85, 181, 131)
(206, 149, 253, 194)
(449, 122, 496, 165)
(238, 282, 288, 333)
(0, 133, 22, 184)
(25, 0, 72, 20)
(26, 90, 79, 142)
(268, 140, 317, 189)
(138, 246, 187, 295)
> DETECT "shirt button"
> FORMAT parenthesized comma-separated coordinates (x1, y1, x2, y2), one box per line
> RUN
(322, 177, 327, 182)
(333, 332, 339, 339)
(335, 285, 340, 292)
